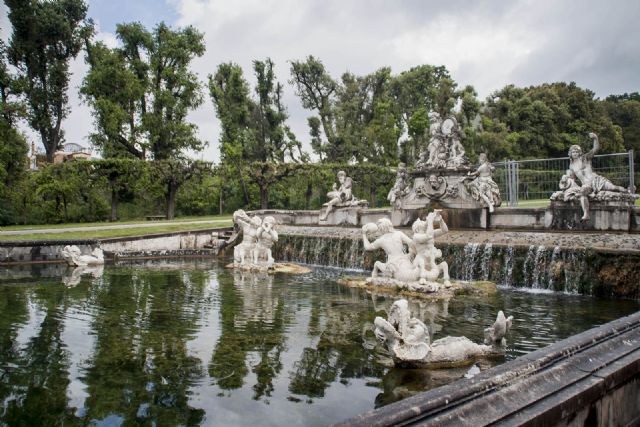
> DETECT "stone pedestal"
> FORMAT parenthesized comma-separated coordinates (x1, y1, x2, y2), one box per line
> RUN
(318, 206, 364, 226)
(548, 201, 632, 231)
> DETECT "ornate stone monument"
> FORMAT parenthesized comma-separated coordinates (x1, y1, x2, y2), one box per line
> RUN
(60, 245, 105, 266)
(361, 212, 450, 293)
(319, 170, 368, 225)
(374, 299, 513, 368)
(392, 112, 501, 225)
(550, 132, 638, 222)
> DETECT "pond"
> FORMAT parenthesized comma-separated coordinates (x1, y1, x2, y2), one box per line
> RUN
(0, 259, 638, 426)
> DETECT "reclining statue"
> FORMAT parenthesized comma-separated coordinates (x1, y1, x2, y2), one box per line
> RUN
(60, 245, 105, 266)
(551, 132, 637, 220)
(374, 299, 513, 368)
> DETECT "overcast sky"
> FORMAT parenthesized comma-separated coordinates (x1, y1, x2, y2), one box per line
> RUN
(2, 0, 639, 162)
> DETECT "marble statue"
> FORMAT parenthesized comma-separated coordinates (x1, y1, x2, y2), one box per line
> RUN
(361, 215, 450, 292)
(233, 209, 263, 266)
(463, 153, 501, 212)
(416, 113, 469, 171)
(60, 245, 105, 266)
(374, 299, 513, 368)
(387, 163, 410, 208)
(320, 171, 368, 220)
(252, 216, 278, 268)
(550, 133, 637, 220)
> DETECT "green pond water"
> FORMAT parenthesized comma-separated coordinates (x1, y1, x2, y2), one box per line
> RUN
(0, 259, 638, 426)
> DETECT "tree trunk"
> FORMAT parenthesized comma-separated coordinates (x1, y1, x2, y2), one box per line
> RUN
(166, 180, 177, 219)
(260, 185, 269, 210)
(235, 161, 250, 205)
(370, 187, 376, 208)
(110, 187, 118, 222)
(305, 182, 313, 210)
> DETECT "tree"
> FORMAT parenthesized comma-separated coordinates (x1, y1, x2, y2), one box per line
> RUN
(82, 22, 206, 160)
(0, 40, 29, 224)
(5, 0, 93, 163)
(601, 93, 640, 166)
(477, 82, 624, 161)
(210, 59, 305, 208)
(289, 56, 339, 161)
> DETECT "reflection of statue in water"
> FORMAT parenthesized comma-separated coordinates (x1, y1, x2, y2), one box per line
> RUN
(62, 264, 104, 287)
(463, 153, 501, 212)
(374, 299, 513, 368)
(387, 163, 410, 208)
(553, 132, 637, 220)
(320, 171, 367, 220)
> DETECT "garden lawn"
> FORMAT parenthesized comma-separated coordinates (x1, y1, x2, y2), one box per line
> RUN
(0, 222, 233, 241)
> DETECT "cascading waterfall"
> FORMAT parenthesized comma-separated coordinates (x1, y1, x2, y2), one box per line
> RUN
(275, 234, 591, 294)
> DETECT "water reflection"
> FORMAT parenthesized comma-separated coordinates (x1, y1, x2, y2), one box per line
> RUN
(61, 265, 104, 287)
(0, 261, 638, 426)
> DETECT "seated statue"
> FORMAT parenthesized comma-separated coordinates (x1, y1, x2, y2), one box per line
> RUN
(387, 163, 410, 208)
(463, 153, 501, 212)
(553, 132, 637, 220)
(252, 216, 278, 268)
(320, 170, 367, 220)
(374, 299, 513, 368)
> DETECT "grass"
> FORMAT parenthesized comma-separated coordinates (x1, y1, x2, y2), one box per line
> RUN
(0, 221, 233, 241)
(1, 214, 232, 231)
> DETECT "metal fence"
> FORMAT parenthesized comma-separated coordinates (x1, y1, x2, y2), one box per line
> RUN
(493, 150, 635, 207)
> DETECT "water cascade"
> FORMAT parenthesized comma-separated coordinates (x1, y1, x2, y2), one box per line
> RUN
(275, 234, 602, 295)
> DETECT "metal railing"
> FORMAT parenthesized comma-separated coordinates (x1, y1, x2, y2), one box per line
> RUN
(493, 150, 635, 207)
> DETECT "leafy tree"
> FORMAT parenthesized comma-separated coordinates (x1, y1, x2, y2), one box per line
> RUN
(5, 0, 93, 163)
(0, 40, 29, 224)
(601, 93, 640, 171)
(211, 59, 305, 208)
(91, 159, 148, 221)
(477, 82, 624, 161)
(82, 22, 205, 160)
(151, 160, 211, 219)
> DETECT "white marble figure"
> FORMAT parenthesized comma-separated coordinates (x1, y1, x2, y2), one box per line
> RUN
(463, 153, 501, 212)
(60, 245, 105, 266)
(374, 299, 512, 368)
(387, 163, 410, 208)
(551, 133, 637, 220)
(252, 216, 278, 268)
(410, 210, 451, 287)
(484, 311, 514, 346)
(320, 171, 367, 220)
(416, 113, 468, 170)
(233, 209, 262, 266)
(361, 216, 450, 291)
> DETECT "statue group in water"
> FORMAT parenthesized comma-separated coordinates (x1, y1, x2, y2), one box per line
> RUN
(232, 209, 279, 270)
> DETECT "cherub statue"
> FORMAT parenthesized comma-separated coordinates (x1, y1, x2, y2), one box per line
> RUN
(463, 153, 501, 212)
(411, 211, 450, 287)
(233, 210, 262, 266)
(252, 216, 278, 268)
